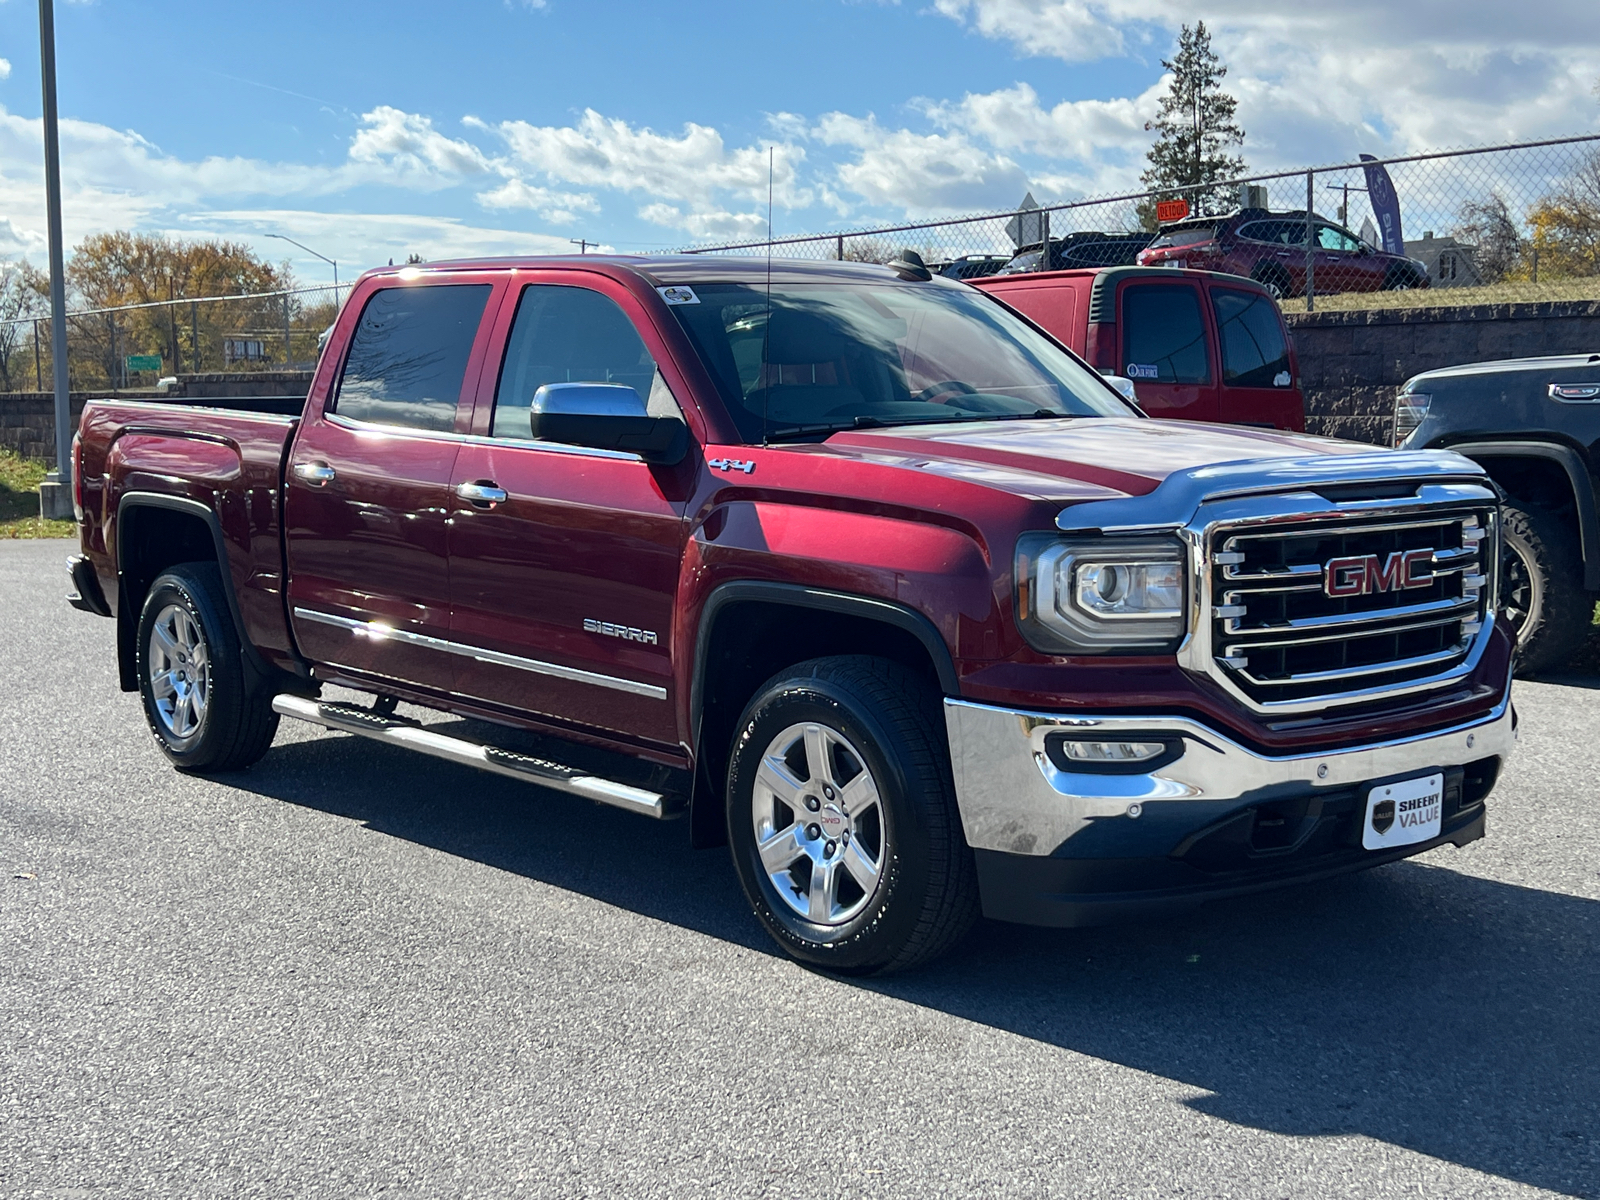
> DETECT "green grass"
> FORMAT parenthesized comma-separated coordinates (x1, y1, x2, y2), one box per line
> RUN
(1281, 277, 1600, 314)
(0, 448, 76, 539)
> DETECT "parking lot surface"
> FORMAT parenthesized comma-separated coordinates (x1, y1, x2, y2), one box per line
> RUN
(3, 538, 1598, 1199)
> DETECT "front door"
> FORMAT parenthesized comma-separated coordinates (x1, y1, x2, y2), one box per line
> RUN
(1118, 280, 1220, 423)
(284, 275, 500, 692)
(446, 276, 693, 749)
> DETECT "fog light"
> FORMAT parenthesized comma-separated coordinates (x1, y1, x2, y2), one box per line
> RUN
(1058, 740, 1166, 763)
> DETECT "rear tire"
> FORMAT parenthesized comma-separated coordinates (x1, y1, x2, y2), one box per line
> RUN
(1252, 264, 1291, 300)
(136, 563, 279, 771)
(1500, 504, 1592, 677)
(725, 656, 978, 975)
(1383, 264, 1424, 291)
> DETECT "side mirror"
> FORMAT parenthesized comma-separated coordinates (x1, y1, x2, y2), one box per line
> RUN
(1102, 374, 1138, 402)
(529, 382, 688, 465)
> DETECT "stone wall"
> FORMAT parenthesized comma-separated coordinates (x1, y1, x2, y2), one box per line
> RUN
(1289, 298, 1600, 446)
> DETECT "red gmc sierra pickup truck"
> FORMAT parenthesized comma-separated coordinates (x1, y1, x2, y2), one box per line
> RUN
(65, 251, 1515, 973)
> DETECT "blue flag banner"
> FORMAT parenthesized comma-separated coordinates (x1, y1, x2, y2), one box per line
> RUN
(1360, 154, 1405, 255)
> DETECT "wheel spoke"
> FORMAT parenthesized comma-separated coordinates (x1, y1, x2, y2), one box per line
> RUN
(757, 823, 806, 876)
(807, 857, 839, 923)
(840, 769, 880, 819)
(151, 621, 179, 662)
(150, 671, 177, 701)
(803, 725, 834, 787)
(756, 754, 806, 810)
(841, 838, 880, 892)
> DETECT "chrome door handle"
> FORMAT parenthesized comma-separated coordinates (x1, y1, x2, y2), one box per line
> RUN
(293, 462, 336, 485)
(456, 481, 508, 507)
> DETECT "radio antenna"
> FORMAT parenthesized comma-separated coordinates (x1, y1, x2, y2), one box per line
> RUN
(762, 146, 773, 447)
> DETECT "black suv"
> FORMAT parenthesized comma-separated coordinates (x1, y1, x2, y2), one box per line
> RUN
(1396, 353, 1600, 673)
(999, 231, 1154, 274)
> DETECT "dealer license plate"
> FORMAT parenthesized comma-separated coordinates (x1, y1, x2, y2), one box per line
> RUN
(1362, 773, 1443, 851)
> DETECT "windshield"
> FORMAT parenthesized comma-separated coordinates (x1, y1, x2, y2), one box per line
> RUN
(1149, 226, 1220, 249)
(666, 281, 1134, 442)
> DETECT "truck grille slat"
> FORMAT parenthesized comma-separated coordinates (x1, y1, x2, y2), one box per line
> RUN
(1208, 507, 1492, 705)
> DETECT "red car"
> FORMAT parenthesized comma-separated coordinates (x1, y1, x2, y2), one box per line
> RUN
(1135, 209, 1430, 299)
(975, 265, 1305, 431)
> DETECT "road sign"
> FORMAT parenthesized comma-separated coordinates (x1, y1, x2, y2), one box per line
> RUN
(125, 354, 162, 372)
(1155, 198, 1190, 223)
(1005, 192, 1044, 247)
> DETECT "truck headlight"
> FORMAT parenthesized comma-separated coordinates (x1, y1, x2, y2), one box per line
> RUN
(1016, 533, 1188, 654)
(1394, 387, 1431, 446)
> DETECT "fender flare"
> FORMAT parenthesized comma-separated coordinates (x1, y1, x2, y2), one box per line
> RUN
(1440, 439, 1600, 590)
(686, 580, 961, 849)
(114, 492, 279, 692)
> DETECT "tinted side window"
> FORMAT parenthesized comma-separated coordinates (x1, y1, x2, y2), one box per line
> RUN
(1213, 288, 1291, 388)
(492, 285, 678, 439)
(1238, 220, 1304, 246)
(1122, 285, 1209, 384)
(333, 284, 492, 432)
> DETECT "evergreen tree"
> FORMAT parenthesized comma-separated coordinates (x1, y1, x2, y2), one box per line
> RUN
(1139, 22, 1247, 223)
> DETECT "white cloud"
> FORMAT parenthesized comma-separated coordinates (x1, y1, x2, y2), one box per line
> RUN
(931, 0, 1127, 62)
(347, 106, 494, 183)
(476, 178, 598, 224)
(813, 112, 1028, 215)
(0, 59, 11, 81)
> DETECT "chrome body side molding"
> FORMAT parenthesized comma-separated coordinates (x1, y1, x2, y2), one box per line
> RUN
(291, 607, 668, 701)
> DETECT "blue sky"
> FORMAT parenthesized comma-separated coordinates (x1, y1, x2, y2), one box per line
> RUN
(0, 0, 1596, 285)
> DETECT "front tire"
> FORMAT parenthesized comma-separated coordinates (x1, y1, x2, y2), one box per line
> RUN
(1500, 504, 1593, 676)
(725, 656, 978, 975)
(136, 563, 279, 771)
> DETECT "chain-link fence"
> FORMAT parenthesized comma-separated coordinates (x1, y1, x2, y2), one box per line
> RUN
(0, 283, 348, 394)
(682, 134, 1600, 313)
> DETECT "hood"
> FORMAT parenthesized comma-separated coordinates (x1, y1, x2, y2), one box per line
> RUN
(822, 417, 1404, 503)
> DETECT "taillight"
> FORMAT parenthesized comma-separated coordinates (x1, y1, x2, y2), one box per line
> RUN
(71, 432, 84, 521)
(1084, 323, 1116, 372)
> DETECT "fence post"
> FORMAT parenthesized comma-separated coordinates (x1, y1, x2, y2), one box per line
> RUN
(1041, 209, 1050, 269)
(191, 301, 199, 373)
(33, 319, 42, 392)
(282, 293, 292, 367)
(836, 235, 844, 261)
(1304, 170, 1315, 312)
(108, 313, 117, 392)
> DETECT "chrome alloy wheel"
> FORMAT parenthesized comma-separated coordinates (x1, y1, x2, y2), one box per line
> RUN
(751, 721, 887, 926)
(1501, 535, 1542, 642)
(147, 603, 211, 740)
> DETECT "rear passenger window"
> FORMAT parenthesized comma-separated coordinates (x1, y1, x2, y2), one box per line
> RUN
(333, 284, 492, 432)
(492, 285, 680, 440)
(1121, 285, 1209, 384)
(1213, 288, 1292, 388)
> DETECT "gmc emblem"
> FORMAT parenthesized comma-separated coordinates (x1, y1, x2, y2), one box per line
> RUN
(1324, 549, 1435, 598)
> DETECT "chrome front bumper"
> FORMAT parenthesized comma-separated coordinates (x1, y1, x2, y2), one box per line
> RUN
(944, 693, 1515, 857)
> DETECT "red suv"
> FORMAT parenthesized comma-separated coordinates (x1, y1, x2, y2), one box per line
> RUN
(1136, 209, 1430, 299)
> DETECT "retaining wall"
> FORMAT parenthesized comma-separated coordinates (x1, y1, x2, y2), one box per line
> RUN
(1288, 298, 1600, 446)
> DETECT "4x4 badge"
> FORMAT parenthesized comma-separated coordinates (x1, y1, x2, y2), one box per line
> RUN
(708, 458, 756, 474)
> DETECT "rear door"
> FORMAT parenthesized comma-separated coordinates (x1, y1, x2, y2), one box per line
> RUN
(1118, 279, 1219, 423)
(445, 274, 693, 749)
(284, 274, 501, 691)
(1209, 284, 1305, 431)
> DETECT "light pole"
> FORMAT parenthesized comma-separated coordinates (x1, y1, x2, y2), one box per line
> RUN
(37, 0, 73, 520)
(265, 233, 338, 295)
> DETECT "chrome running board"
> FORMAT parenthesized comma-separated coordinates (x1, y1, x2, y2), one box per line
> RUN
(271, 694, 674, 819)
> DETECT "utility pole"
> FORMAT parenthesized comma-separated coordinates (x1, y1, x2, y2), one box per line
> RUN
(38, 0, 74, 519)
(569, 238, 591, 254)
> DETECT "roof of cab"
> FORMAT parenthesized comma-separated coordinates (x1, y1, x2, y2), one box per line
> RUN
(360, 254, 959, 289)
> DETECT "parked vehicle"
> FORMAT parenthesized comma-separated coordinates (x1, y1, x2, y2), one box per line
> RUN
(1394, 353, 1600, 674)
(1136, 209, 1431, 299)
(931, 253, 1011, 281)
(974, 265, 1305, 431)
(999, 231, 1154, 274)
(66, 253, 1512, 974)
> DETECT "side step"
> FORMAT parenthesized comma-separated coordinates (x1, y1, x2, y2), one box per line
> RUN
(271, 695, 676, 819)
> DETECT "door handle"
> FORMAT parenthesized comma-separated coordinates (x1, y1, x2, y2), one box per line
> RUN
(456, 480, 508, 508)
(293, 461, 336, 485)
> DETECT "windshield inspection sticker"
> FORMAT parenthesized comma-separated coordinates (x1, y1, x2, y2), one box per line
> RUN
(1274, 371, 1292, 387)
(657, 285, 700, 305)
(1126, 364, 1160, 380)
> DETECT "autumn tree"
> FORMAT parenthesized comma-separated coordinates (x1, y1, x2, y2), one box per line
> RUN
(0, 260, 51, 392)
(1525, 150, 1600, 278)
(1139, 21, 1247, 225)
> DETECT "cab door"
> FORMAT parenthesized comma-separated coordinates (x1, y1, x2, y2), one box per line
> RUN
(1209, 284, 1305, 431)
(284, 274, 502, 692)
(445, 274, 694, 749)
(1118, 279, 1220, 423)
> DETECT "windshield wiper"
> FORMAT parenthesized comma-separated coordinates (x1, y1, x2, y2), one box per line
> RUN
(764, 414, 889, 442)
(765, 409, 1080, 442)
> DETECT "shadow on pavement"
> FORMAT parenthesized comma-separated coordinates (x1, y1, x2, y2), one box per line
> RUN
(234, 730, 1599, 1199)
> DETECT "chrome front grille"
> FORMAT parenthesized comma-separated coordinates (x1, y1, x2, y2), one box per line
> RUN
(1209, 508, 1493, 706)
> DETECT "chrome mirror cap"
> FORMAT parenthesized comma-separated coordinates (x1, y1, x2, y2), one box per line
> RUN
(530, 381, 648, 417)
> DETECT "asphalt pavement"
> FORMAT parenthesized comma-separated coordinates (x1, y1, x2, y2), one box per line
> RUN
(3, 538, 1598, 1199)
